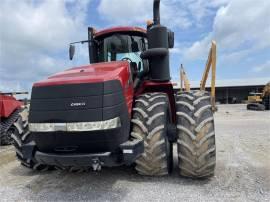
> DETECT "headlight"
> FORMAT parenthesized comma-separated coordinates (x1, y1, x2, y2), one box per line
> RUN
(29, 117, 121, 132)
(67, 117, 121, 132)
(29, 123, 55, 132)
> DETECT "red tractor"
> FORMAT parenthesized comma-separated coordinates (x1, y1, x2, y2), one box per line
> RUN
(0, 92, 28, 145)
(12, 0, 216, 178)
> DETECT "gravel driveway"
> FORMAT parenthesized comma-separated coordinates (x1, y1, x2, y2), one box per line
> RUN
(0, 104, 269, 201)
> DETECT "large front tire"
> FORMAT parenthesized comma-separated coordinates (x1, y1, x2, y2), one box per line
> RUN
(131, 93, 172, 176)
(11, 108, 51, 171)
(176, 91, 216, 178)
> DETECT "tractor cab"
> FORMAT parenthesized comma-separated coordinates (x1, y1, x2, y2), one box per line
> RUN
(95, 30, 147, 65)
(70, 27, 148, 80)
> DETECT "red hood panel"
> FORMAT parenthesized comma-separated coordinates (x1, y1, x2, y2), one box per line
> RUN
(34, 61, 130, 87)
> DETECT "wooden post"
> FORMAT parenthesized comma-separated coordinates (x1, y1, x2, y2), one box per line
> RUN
(200, 46, 212, 91)
(180, 64, 191, 92)
(211, 41, 216, 110)
(199, 40, 217, 111)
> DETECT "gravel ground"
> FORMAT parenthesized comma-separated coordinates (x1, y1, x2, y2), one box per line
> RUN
(0, 104, 269, 202)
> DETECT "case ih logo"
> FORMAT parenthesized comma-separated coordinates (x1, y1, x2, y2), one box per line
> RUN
(70, 102, 86, 107)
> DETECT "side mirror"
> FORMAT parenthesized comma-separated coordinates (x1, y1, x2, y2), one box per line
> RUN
(69, 44, 75, 60)
(168, 30, 174, 48)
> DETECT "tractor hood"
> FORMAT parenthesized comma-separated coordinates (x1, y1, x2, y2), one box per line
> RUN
(34, 61, 130, 87)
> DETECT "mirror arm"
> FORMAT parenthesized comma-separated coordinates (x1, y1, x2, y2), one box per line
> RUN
(70, 40, 91, 46)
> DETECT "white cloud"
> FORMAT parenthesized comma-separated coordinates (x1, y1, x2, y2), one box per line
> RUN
(183, 0, 270, 61)
(213, 0, 270, 49)
(98, 0, 152, 25)
(164, 0, 230, 27)
(97, 0, 192, 29)
(170, 47, 181, 54)
(185, 0, 230, 22)
(0, 0, 91, 92)
(183, 34, 213, 60)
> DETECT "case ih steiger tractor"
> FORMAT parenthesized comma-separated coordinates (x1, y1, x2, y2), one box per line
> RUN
(0, 92, 28, 145)
(12, 0, 216, 178)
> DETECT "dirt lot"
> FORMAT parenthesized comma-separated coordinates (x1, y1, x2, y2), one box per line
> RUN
(0, 104, 269, 201)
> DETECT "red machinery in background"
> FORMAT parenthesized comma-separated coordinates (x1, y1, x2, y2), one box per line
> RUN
(0, 92, 28, 145)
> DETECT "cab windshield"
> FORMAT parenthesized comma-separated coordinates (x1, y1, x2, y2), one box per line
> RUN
(97, 34, 147, 72)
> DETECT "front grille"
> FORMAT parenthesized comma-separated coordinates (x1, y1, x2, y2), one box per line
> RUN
(29, 80, 124, 123)
(29, 80, 131, 153)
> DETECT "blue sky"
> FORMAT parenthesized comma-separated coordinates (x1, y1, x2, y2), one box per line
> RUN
(0, 0, 270, 93)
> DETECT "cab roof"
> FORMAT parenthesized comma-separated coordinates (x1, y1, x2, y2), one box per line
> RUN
(94, 26, 147, 38)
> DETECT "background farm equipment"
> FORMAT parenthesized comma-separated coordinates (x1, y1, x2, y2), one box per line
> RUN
(247, 82, 270, 111)
(0, 92, 28, 145)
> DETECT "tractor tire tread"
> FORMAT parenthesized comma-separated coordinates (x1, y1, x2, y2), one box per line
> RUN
(176, 91, 216, 178)
(131, 93, 172, 176)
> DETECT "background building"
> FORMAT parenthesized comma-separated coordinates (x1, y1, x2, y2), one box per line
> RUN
(173, 77, 269, 104)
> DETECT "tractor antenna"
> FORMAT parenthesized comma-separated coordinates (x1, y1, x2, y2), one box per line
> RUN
(153, 0, 160, 25)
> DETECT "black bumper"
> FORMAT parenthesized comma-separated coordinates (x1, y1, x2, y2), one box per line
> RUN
(23, 139, 144, 167)
(35, 151, 118, 167)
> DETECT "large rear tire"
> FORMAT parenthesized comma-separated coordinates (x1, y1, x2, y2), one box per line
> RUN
(176, 91, 216, 178)
(131, 93, 172, 176)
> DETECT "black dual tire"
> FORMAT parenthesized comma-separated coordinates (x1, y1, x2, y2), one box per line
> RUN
(131, 93, 172, 176)
(176, 91, 216, 178)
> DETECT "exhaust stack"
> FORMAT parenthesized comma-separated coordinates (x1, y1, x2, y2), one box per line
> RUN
(153, 0, 160, 25)
(141, 0, 174, 81)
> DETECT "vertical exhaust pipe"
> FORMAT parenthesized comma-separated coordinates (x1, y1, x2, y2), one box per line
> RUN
(153, 0, 160, 25)
(141, 0, 171, 81)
